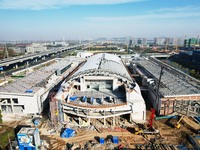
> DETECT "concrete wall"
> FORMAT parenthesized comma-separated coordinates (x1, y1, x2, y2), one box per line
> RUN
(131, 103, 146, 122)
(0, 93, 40, 114)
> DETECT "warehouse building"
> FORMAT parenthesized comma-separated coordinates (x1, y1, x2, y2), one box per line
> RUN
(130, 57, 200, 116)
(0, 58, 83, 117)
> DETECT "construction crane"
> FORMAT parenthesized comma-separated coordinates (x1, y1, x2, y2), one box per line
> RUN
(175, 44, 179, 53)
(174, 37, 179, 53)
(165, 38, 168, 52)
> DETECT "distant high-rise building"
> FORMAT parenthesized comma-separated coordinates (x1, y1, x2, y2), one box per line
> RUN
(132, 38, 137, 45)
(184, 38, 198, 48)
(177, 38, 184, 46)
(147, 39, 155, 45)
(189, 38, 198, 47)
(142, 38, 147, 46)
(129, 39, 132, 47)
(165, 38, 170, 45)
(155, 37, 165, 45)
(137, 38, 142, 45)
(184, 39, 188, 48)
(172, 37, 177, 46)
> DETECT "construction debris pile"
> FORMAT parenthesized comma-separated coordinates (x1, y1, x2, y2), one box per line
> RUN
(0, 109, 199, 150)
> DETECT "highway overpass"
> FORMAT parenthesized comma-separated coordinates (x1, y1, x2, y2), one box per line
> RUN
(145, 53, 171, 58)
(0, 44, 85, 68)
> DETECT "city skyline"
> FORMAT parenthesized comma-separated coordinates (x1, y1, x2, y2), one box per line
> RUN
(0, 0, 200, 40)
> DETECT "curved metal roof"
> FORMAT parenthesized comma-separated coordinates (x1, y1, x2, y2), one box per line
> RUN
(72, 53, 132, 81)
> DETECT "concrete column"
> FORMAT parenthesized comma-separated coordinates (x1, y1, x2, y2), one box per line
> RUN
(35, 58, 37, 62)
(87, 109, 89, 117)
(104, 118, 106, 126)
(186, 100, 191, 115)
(113, 117, 115, 127)
(80, 76, 86, 91)
(113, 109, 116, 126)
(26, 61, 29, 65)
(113, 78, 118, 91)
(77, 108, 79, 115)
(15, 64, 18, 69)
(11, 98, 14, 113)
(104, 110, 106, 126)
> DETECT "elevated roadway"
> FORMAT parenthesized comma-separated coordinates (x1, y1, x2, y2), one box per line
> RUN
(145, 53, 171, 58)
(0, 44, 86, 67)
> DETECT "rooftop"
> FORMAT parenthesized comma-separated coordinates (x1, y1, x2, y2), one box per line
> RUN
(18, 127, 36, 135)
(136, 59, 200, 96)
(72, 53, 132, 81)
(0, 58, 73, 94)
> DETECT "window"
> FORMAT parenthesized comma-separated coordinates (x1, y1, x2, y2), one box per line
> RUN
(13, 98, 18, 104)
(7, 99, 11, 103)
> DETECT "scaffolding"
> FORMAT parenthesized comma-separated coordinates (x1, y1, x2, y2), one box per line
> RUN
(174, 100, 200, 116)
(50, 97, 59, 127)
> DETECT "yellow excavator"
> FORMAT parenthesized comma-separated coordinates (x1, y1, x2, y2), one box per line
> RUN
(174, 116, 184, 129)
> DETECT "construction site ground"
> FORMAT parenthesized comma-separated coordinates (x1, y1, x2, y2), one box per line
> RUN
(0, 111, 199, 150)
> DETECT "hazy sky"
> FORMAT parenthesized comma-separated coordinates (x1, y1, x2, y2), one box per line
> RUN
(0, 0, 200, 40)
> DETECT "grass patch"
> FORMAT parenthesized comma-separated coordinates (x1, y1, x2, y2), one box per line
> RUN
(0, 127, 15, 149)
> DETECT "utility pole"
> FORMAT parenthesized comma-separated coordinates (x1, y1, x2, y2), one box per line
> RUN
(156, 66, 164, 115)
(157, 66, 164, 93)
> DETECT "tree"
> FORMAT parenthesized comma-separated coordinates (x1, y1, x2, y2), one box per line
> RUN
(190, 69, 196, 76)
(0, 110, 2, 124)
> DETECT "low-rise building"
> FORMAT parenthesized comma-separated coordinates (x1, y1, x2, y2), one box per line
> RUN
(0, 58, 83, 117)
(26, 43, 47, 53)
(131, 57, 200, 116)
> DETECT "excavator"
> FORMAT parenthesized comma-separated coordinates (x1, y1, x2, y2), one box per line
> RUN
(134, 108, 159, 135)
(174, 116, 184, 129)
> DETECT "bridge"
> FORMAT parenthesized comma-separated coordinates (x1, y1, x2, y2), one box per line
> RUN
(0, 44, 86, 68)
(145, 53, 171, 58)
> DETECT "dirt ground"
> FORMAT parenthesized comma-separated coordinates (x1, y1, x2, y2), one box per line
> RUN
(0, 113, 198, 150)
(37, 114, 197, 150)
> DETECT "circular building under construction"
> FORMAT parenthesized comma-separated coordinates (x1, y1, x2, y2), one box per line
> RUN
(50, 53, 146, 126)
